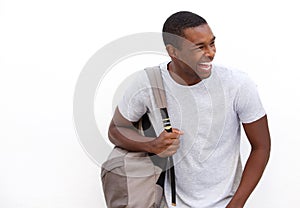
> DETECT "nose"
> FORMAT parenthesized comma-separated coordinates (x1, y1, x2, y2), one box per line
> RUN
(204, 45, 215, 59)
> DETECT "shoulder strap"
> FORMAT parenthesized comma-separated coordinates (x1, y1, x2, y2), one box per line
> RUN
(144, 66, 177, 206)
(144, 66, 167, 109)
(145, 66, 172, 132)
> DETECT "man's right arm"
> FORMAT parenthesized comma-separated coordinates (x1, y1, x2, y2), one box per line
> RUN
(108, 107, 183, 157)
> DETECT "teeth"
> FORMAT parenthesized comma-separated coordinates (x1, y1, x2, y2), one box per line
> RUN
(199, 62, 211, 70)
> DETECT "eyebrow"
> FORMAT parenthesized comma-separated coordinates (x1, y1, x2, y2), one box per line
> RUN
(194, 36, 216, 46)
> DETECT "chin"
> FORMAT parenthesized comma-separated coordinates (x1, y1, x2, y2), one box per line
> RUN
(199, 71, 212, 80)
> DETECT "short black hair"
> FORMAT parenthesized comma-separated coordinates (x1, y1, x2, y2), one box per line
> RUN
(162, 11, 207, 48)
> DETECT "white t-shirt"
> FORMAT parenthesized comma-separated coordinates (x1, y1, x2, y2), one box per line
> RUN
(118, 61, 266, 208)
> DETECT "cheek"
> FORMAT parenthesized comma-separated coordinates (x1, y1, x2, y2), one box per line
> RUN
(180, 55, 196, 66)
(189, 52, 205, 63)
(177, 50, 205, 66)
(181, 51, 202, 62)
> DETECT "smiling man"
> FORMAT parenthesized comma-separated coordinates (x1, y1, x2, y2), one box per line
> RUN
(164, 23, 215, 85)
(108, 11, 271, 208)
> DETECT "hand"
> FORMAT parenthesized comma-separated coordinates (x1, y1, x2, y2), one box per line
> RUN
(150, 128, 183, 157)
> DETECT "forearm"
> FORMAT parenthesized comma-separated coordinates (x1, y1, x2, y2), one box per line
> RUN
(227, 147, 270, 207)
(108, 124, 155, 153)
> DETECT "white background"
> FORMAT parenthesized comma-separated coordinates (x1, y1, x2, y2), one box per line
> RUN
(1, 0, 299, 207)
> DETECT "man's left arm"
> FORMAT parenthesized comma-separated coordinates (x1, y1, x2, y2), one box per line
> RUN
(226, 115, 271, 208)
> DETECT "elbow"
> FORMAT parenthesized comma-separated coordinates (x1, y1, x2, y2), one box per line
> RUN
(108, 123, 118, 146)
(107, 129, 113, 144)
(263, 146, 271, 167)
(263, 145, 271, 163)
(264, 138, 271, 160)
(266, 144, 271, 161)
(251, 142, 271, 165)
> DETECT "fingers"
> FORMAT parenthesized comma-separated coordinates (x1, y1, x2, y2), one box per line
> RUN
(157, 144, 179, 158)
(154, 128, 183, 157)
(163, 128, 184, 139)
(172, 128, 184, 135)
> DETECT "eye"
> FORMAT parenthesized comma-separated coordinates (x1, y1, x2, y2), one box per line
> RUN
(210, 41, 215, 47)
(191, 46, 204, 51)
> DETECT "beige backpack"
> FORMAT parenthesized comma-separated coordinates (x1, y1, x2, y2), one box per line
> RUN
(101, 66, 176, 208)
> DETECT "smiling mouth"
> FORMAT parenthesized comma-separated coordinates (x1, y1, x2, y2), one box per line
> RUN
(198, 62, 212, 71)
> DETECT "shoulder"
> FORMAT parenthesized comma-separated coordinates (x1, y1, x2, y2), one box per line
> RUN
(121, 69, 150, 93)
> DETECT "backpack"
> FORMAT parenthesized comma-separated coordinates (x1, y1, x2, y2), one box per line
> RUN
(101, 66, 176, 208)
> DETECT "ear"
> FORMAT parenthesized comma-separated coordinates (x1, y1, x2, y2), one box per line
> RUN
(166, 44, 178, 58)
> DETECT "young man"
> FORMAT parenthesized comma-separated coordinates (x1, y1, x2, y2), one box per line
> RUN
(108, 11, 271, 208)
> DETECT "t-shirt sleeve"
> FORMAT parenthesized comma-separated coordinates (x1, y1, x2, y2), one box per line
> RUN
(118, 71, 149, 122)
(235, 75, 266, 123)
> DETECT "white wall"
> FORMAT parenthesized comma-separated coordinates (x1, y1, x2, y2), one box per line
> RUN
(1, 0, 299, 207)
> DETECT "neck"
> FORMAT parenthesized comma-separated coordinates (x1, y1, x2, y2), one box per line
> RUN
(168, 61, 202, 86)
